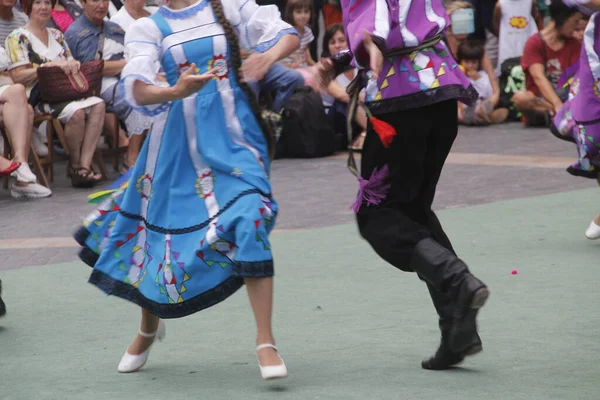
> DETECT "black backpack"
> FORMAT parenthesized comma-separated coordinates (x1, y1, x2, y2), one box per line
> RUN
(498, 56, 525, 121)
(278, 87, 337, 159)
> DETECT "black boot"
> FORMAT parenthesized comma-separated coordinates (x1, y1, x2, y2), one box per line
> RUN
(0, 279, 6, 317)
(411, 238, 489, 354)
(421, 284, 482, 370)
(422, 330, 482, 370)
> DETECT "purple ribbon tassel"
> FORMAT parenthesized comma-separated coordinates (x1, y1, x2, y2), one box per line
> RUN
(350, 165, 391, 213)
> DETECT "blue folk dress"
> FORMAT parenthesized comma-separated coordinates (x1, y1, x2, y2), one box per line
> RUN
(74, 0, 297, 318)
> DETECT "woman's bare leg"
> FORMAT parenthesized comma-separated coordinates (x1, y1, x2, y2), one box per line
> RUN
(126, 308, 160, 355)
(63, 109, 86, 168)
(0, 85, 32, 163)
(245, 276, 281, 366)
(80, 102, 105, 172)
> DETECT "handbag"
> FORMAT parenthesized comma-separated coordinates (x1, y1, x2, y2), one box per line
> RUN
(37, 59, 104, 103)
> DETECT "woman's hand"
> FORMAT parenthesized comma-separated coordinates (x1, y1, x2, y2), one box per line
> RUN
(240, 52, 275, 82)
(172, 64, 216, 99)
(66, 60, 81, 74)
(363, 32, 383, 79)
(313, 58, 335, 92)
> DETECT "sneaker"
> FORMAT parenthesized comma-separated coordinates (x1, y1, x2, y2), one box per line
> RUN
(0, 279, 5, 317)
(32, 128, 49, 157)
(11, 163, 37, 183)
(10, 182, 52, 199)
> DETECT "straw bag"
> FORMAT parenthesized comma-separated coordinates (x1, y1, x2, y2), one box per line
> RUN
(37, 59, 104, 103)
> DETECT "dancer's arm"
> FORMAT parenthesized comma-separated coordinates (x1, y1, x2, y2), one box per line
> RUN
(133, 66, 217, 106)
(241, 34, 300, 81)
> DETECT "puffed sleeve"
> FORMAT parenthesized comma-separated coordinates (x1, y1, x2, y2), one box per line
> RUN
(224, 0, 299, 53)
(341, 0, 390, 67)
(118, 17, 167, 116)
(0, 47, 10, 71)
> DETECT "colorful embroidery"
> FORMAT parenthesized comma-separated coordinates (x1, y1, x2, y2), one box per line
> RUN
(158, 234, 189, 304)
(178, 61, 200, 75)
(136, 174, 153, 200)
(208, 54, 229, 80)
(195, 171, 215, 198)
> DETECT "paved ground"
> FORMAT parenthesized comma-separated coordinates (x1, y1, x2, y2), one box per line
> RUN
(1, 122, 599, 399)
(0, 123, 596, 269)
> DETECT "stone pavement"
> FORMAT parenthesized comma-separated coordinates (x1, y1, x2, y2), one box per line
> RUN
(0, 123, 596, 270)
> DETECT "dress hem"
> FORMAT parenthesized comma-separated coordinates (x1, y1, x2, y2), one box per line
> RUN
(88, 269, 244, 319)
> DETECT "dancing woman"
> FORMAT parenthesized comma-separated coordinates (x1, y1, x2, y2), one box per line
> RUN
(321, 0, 490, 370)
(74, 0, 299, 380)
(552, 0, 600, 239)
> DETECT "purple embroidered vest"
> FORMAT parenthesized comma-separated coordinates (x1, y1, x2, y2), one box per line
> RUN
(341, 0, 476, 113)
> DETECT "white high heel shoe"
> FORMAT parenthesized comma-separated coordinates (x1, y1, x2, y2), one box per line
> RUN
(585, 220, 600, 240)
(256, 344, 288, 380)
(117, 320, 166, 373)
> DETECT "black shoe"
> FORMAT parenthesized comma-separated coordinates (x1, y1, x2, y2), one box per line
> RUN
(0, 280, 6, 317)
(422, 332, 482, 370)
(449, 277, 489, 354)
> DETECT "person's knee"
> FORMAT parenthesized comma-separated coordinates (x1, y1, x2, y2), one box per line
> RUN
(290, 70, 305, 88)
(512, 90, 534, 110)
(93, 101, 106, 113)
(69, 109, 86, 125)
(5, 83, 28, 104)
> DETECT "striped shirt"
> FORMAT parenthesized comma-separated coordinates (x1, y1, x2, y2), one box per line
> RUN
(283, 26, 313, 68)
(0, 10, 28, 48)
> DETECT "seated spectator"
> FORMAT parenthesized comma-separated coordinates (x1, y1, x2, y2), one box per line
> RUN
(0, 0, 27, 44)
(110, 0, 156, 31)
(65, 0, 153, 172)
(513, 0, 582, 126)
(282, 0, 315, 69)
(320, 23, 366, 151)
(446, 1, 501, 108)
(0, 0, 48, 157)
(48, 0, 82, 32)
(0, 46, 51, 197)
(6, 0, 106, 188)
(457, 40, 509, 125)
(247, 60, 305, 113)
(493, 0, 539, 73)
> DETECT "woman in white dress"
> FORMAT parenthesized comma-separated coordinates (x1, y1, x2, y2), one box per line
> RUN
(6, 0, 106, 187)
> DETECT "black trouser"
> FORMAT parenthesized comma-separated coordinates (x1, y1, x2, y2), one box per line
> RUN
(356, 100, 462, 328)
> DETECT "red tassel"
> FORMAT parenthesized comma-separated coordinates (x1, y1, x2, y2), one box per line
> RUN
(370, 117, 397, 148)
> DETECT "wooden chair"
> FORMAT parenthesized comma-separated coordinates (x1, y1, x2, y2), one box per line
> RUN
(1, 126, 49, 189)
(33, 114, 109, 185)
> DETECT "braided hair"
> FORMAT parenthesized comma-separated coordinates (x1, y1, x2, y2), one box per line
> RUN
(209, 0, 275, 160)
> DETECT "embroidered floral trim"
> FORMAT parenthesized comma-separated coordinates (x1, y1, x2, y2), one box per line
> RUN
(156, 0, 208, 20)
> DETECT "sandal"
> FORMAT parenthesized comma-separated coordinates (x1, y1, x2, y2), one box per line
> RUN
(70, 167, 101, 188)
(119, 159, 134, 175)
(349, 132, 366, 152)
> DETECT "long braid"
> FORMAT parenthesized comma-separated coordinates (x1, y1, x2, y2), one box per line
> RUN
(209, 0, 275, 160)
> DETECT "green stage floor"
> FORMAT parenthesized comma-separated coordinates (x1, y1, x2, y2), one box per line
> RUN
(1, 188, 599, 400)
